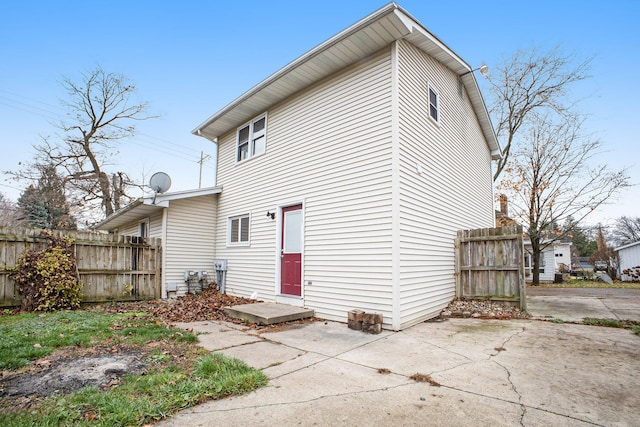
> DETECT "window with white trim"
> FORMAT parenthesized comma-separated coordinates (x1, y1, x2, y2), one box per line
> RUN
(237, 114, 267, 162)
(228, 214, 250, 245)
(428, 85, 439, 123)
(139, 219, 149, 237)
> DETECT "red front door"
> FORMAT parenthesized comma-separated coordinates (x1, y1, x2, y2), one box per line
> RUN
(281, 204, 302, 296)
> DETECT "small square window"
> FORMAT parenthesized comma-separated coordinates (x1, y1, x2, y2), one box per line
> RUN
(229, 214, 250, 245)
(428, 86, 439, 123)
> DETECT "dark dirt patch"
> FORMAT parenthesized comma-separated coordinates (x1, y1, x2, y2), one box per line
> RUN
(0, 340, 196, 412)
(0, 345, 149, 411)
(0, 287, 310, 411)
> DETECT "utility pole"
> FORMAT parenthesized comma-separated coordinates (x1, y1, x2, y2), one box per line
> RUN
(198, 151, 211, 188)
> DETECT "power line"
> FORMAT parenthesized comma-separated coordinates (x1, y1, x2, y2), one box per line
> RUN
(0, 89, 62, 111)
(0, 99, 60, 122)
(0, 91, 215, 163)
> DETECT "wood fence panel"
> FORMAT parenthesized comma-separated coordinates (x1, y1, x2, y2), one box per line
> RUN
(455, 225, 526, 310)
(0, 227, 162, 307)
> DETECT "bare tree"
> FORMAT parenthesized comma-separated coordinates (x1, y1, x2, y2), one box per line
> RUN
(611, 216, 640, 246)
(15, 66, 154, 219)
(487, 46, 591, 181)
(590, 225, 619, 280)
(498, 115, 630, 285)
(0, 193, 23, 227)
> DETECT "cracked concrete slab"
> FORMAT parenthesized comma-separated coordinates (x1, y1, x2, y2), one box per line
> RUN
(527, 296, 613, 322)
(217, 340, 306, 370)
(173, 321, 262, 351)
(162, 314, 640, 426)
(262, 351, 328, 379)
(338, 327, 474, 375)
(259, 320, 393, 356)
(526, 287, 640, 322)
(496, 322, 640, 426)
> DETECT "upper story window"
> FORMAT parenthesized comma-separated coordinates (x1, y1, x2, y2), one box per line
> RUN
(237, 114, 267, 162)
(428, 85, 439, 123)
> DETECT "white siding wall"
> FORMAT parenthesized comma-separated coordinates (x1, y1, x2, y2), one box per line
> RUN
(554, 243, 571, 270)
(214, 49, 394, 325)
(115, 198, 217, 297)
(524, 245, 555, 282)
(119, 212, 163, 238)
(619, 243, 640, 281)
(396, 40, 495, 328)
(540, 247, 556, 282)
(164, 195, 217, 296)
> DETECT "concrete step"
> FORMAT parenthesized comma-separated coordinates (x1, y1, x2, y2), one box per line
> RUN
(223, 302, 314, 325)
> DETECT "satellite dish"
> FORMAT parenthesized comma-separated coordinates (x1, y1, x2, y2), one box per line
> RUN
(150, 172, 172, 194)
(149, 172, 171, 204)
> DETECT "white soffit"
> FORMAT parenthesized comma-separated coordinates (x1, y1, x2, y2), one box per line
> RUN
(94, 186, 222, 231)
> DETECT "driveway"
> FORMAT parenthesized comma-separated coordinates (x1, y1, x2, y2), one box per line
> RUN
(160, 316, 640, 426)
(526, 287, 640, 322)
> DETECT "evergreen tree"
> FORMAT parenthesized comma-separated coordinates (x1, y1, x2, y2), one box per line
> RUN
(17, 164, 77, 230)
(564, 219, 597, 257)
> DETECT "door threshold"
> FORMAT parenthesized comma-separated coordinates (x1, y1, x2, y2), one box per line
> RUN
(275, 295, 304, 307)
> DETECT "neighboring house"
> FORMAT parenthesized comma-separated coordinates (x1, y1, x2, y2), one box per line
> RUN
(100, 3, 500, 330)
(95, 187, 221, 296)
(523, 239, 572, 282)
(616, 240, 640, 281)
(553, 240, 572, 272)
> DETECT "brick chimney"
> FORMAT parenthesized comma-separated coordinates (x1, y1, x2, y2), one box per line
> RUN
(499, 194, 508, 217)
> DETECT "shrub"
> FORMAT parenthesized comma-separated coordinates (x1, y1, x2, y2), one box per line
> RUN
(10, 232, 82, 311)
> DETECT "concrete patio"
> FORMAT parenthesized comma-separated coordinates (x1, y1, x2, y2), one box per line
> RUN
(164, 310, 640, 426)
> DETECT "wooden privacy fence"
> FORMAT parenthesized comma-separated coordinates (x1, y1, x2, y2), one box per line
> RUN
(455, 225, 526, 310)
(0, 227, 162, 307)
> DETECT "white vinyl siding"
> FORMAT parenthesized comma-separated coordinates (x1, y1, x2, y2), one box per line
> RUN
(524, 245, 555, 283)
(618, 242, 640, 281)
(554, 243, 571, 270)
(119, 212, 163, 238)
(113, 197, 217, 297)
(164, 195, 217, 296)
(396, 40, 495, 329)
(214, 48, 394, 325)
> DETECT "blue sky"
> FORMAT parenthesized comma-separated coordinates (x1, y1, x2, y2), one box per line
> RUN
(1, 0, 638, 226)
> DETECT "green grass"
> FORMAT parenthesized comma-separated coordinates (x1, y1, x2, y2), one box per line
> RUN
(533, 279, 640, 289)
(0, 310, 268, 426)
(0, 354, 267, 426)
(0, 310, 195, 370)
(583, 317, 640, 336)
